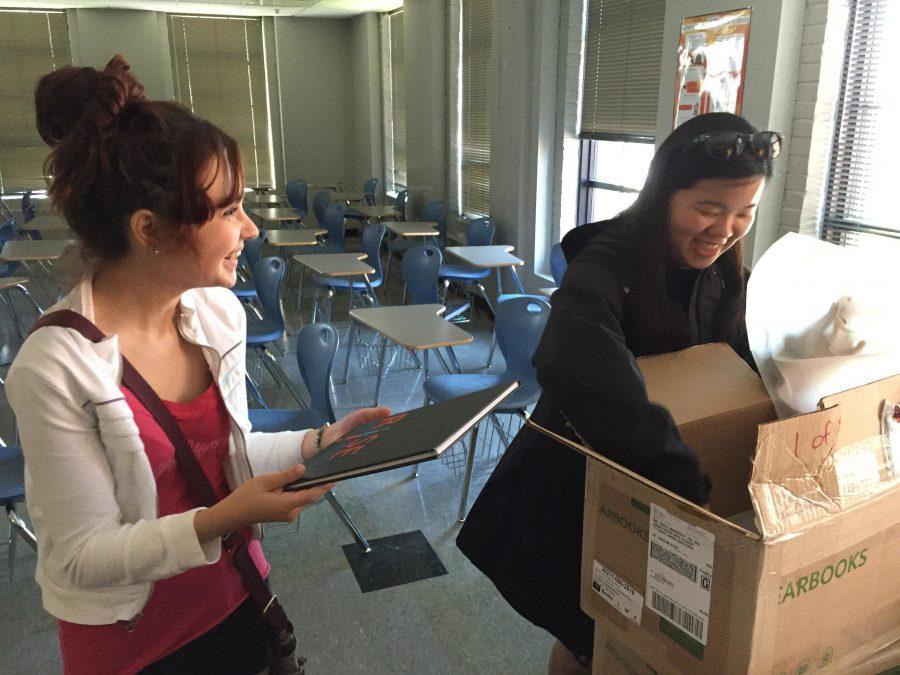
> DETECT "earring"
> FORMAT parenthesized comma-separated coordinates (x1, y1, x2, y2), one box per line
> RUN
(153, 247, 160, 255)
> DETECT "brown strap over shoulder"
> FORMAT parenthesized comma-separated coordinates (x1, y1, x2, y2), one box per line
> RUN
(31, 310, 294, 638)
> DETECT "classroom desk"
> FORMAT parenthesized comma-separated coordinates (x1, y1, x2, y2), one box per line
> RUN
(21, 213, 68, 227)
(20, 226, 73, 240)
(264, 228, 326, 247)
(343, 304, 473, 406)
(445, 245, 526, 296)
(0, 239, 75, 303)
(347, 204, 401, 220)
(0, 239, 74, 262)
(250, 207, 303, 226)
(244, 193, 286, 207)
(292, 252, 377, 319)
(385, 221, 439, 238)
(329, 191, 364, 202)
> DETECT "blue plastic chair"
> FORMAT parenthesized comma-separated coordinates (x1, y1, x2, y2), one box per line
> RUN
(421, 296, 551, 519)
(401, 244, 443, 305)
(395, 189, 408, 221)
(345, 177, 378, 224)
(311, 222, 385, 322)
(423, 200, 448, 248)
(321, 202, 347, 253)
(312, 191, 330, 227)
(439, 216, 495, 284)
(245, 257, 305, 408)
(1, 442, 36, 582)
(550, 243, 567, 286)
(21, 191, 36, 223)
(285, 179, 309, 221)
(248, 323, 371, 552)
(385, 199, 449, 288)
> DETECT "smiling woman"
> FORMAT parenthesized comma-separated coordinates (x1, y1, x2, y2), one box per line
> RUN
(456, 113, 781, 673)
(6, 54, 389, 674)
(667, 176, 765, 269)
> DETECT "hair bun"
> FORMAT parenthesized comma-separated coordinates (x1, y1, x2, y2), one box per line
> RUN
(35, 54, 146, 147)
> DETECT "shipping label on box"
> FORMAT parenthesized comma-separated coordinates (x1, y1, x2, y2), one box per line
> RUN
(645, 504, 715, 645)
(592, 560, 643, 625)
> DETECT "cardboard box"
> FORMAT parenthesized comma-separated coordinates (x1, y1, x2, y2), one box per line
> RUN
(538, 344, 900, 674)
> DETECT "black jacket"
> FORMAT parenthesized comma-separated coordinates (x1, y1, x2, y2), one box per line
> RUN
(456, 218, 748, 659)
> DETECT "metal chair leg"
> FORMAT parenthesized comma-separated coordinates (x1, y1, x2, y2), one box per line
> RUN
(297, 266, 306, 313)
(458, 421, 481, 522)
(384, 252, 394, 288)
(311, 288, 320, 323)
(434, 349, 452, 374)
(6, 505, 36, 551)
(410, 395, 432, 479)
(0, 293, 22, 340)
(445, 346, 463, 373)
(342, 319, 358, 384)
(260, 347, 307, 408)
(373, 335, 388, 406)
(325, 491, 371, 554)
(6, 504, 37, 582)
(487, 331, 498, 369)
(246, 373, 267, 408)
(475, 282, 498, 369)
(488, 412, 513, 446)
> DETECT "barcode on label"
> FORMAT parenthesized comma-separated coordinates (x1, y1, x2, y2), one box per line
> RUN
(650, 590, 705, 641)
(650, 541, 698, 582)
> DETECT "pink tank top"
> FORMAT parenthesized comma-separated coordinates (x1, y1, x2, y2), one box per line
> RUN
(58, 381, 270, 675)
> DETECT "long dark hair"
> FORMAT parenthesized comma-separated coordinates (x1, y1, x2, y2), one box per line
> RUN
(618, 113, 776, 354)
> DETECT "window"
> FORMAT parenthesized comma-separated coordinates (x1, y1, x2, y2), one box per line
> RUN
(577, 0, 664, 226)
(168, 15, 277, 189)
(578, 137, 654, 224)
(0, 9, 71, 195)
(456, 0, 492, 218)
(822, 0, 900, 246)
(381, 9, 407, 193)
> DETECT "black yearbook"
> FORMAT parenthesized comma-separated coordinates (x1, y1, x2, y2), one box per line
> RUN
(285, 381, 520, 490)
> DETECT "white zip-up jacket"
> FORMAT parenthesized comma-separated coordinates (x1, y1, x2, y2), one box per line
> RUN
(6, 278, 310, 626)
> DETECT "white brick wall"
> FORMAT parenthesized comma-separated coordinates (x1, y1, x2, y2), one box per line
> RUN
(548, 0, 586, 255)
(779, 0, 851, 239)
(779, 0, 829, 237)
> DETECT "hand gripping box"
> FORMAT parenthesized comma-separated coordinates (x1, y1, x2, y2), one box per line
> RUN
(534, 344, 900, 674)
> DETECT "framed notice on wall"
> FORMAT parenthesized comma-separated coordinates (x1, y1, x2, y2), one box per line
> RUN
(673, 8, 752, 129)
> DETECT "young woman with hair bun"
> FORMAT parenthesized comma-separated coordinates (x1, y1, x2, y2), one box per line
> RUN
(8, 54, 388, 674)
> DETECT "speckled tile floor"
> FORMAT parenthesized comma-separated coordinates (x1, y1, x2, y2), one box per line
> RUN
(0, 235, 553, 674)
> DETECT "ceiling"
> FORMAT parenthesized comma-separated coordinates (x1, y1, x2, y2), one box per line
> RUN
(0, 0, 403, 18)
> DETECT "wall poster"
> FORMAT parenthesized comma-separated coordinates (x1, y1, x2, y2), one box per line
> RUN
(673, 8, 752, 129)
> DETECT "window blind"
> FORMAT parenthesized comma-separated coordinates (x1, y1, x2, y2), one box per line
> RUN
(461, 0, 492, 218)
(580, 0, 665, 138)
(168, 14, 275, 189)
(822, 0, 900, 246)
(382, 10, 407, 191)
(0, 9, 71, 195)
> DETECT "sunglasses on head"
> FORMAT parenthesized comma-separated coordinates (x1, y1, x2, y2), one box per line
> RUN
(688, 131, 783, 161)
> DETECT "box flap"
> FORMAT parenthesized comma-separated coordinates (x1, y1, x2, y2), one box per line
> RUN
(638, 344, 772, 426)
(818, 371, 900, 446)
(749, 406, 843, 539)
(750, 374, 900, 540)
